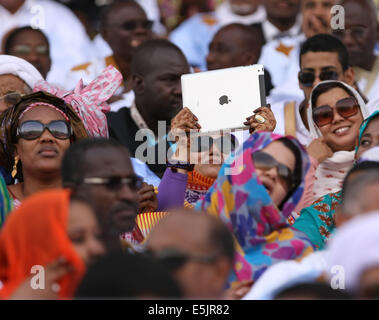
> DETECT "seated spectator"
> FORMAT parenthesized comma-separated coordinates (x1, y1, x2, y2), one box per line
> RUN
(196, 132, 315, 283)
(75, 251, 182, 299)
(270, 34, 356, 147)
(2, 26, 51, 79)
(0, 66, 121, 211)
(107, 39, 190, 177)
(304, 80, 370, 202)
(145, 208, 235, 299)
(0, 91, 88, 209)
(157, 106, 276, 210)
(243, 157, 379, 300)
(0, 0, 93, 86)
(61, 138, 159, 251)
(0, 55, 43, 113)
(64, 0, 153, 112)
(0, 189, 106, 299)
(169, 0, 267, 70)
(327, 212, 379, 299)
(333, 0, 379, 101)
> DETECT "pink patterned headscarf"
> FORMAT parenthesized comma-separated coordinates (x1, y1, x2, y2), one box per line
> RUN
(33, 65, 122, 137)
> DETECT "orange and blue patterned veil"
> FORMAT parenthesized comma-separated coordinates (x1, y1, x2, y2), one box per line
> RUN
(196, 132, 315, 282)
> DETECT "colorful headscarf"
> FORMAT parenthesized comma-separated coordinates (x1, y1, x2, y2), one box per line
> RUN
(357, 110, 379, 152)
(196, 132, 315, 282)
(0, 174, 13, 228)
(33, 65, 122, 137)
(0, 189, 86, 299)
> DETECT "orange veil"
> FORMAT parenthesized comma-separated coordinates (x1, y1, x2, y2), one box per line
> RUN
(0, 189, 86, 299)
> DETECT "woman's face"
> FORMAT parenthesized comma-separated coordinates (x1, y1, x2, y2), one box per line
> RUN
(0, 74, 30, 113)
(15, 105, 71, 177)
(315, 87, 363, 152)
(67, 200, 105, 266)
(256, 140, 296, 207)
(194, 144, 224, 179)
(355, 117, 379, 160)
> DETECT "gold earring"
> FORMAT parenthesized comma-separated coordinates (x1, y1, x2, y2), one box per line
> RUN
(11, 156, 19, 178)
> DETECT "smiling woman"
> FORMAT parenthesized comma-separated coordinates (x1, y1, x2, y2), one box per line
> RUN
(306, 80, 371, 200)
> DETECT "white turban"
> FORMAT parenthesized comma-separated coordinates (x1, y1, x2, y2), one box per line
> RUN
(327, 212, 379, 293)
(0, 55, 43, 89)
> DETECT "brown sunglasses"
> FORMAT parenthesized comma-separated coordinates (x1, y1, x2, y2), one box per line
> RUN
(312, 96, 360, 127)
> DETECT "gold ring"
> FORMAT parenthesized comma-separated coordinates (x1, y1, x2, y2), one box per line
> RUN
(255, 114, 266, 124)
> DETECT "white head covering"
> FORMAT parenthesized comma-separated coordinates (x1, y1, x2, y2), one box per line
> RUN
(327, 212, 379, 293)
(357, 146, 379, 163)
(366, 94, 379, 115)
(0, 55, 43, 89)
(307, 81, 371, 201)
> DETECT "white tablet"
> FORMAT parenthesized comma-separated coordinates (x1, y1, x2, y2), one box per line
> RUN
(181, 65, 266, 133)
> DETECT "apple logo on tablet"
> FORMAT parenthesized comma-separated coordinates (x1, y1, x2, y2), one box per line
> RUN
(219, 95, 231, 106)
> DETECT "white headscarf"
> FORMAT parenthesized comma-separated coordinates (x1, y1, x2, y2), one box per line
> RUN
(0, 55, 43, 89)
(307, 81, 371, 201)
(327, 212, 379, 293)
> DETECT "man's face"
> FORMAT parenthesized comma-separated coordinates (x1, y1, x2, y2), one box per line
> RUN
(206, 27, 260, 70)
(8, 29, 51, 79)
(301, 0, 336, 38)
(299, 51, 349, 101)
(263, 0, 301, 19)
(146, 213, 230, 298)
(77, 147, 140, 236)
(332, 1, 377, 68)
(102, 4, 153, 58)
(141, 52, 190, 122)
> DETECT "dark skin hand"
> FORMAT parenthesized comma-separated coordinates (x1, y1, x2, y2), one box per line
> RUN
(138, 182, 158, 213)
(244, 105, 277, 134)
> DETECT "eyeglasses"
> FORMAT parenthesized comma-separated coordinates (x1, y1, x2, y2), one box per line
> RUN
(114, 19, 154, 31)
(190, 134, 238, 154)
(12, 44, 49, 56)
(252, 151, 294, 188)
(144, 248, 219, 272)
(17, 120, 72, 140)
(0, 92, 24, 108)
(298, 70, 339, 87)
(82, 175, 143, 192)
(312, 96, 360, 127)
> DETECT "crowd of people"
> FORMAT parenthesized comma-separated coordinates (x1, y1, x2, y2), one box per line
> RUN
(0, 0, 379, 300)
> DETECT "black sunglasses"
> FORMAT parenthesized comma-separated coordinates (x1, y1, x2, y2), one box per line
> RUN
(312, 96, 360, 127)
(17, 120, 72, 140)
(252, 151, 294, 188)
(82, 175, 143, 192)
(122, 19, 154, 31)
(298, 70, 339, 87)
(190, 134, 238, 154)
(144, 248, 219, 272)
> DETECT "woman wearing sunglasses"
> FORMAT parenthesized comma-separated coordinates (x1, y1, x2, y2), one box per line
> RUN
(0, 92, 87, 210)
(293, 105, 379, 250)
(196, 132, 315, 282)
(303, 80, 371, 203)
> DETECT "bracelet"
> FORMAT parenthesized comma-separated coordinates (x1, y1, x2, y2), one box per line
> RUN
(166, 161, 195, 171)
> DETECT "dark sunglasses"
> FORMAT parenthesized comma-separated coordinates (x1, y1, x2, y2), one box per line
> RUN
(82, 175, 143, 192)
(312, 96, 359, 127)
(0, 92, 24, 108)
(298, 70, 339, 87)
(144, 248, 219, 272)
(17, 120, 72, 140)
(122, 19, 154, 31)
(252, 151, 294, 188)
(190, 134, 238, 154)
